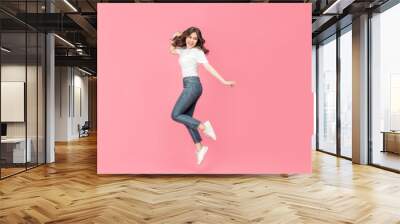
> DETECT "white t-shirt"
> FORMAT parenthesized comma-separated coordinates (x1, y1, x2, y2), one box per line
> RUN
(176, 47, 209, 78)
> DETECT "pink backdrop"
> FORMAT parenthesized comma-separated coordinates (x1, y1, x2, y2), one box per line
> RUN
(98, 3, 312, 174)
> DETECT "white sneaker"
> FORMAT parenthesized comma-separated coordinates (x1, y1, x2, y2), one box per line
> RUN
(196, 146, 208, 165)
(203, 120, 217, 140)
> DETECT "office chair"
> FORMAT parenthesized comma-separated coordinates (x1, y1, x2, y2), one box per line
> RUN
(79, 121, 90, 138)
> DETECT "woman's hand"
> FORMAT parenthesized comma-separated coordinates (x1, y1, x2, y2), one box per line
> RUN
(172, 31, 182, 39)
(222, 80, 236, 87)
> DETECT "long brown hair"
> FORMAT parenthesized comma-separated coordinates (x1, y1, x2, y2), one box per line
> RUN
(172, 27, 209, 54)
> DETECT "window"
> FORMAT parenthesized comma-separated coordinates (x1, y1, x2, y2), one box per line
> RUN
(339, 27, 352, 158)
(317, 35, 337, 154)
(371, 3, 400, 171)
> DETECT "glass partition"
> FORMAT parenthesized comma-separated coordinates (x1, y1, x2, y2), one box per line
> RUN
(1, 30, 28, 177)
(0, 1, 46, 179)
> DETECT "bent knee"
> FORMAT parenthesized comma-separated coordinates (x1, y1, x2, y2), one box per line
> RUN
(171, 112, 179, 121)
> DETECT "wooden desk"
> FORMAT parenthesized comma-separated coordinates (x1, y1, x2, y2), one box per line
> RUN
(381, 131, 400, 154)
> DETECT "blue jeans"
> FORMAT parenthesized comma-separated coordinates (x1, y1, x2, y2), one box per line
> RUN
(171, 76, 203, 143)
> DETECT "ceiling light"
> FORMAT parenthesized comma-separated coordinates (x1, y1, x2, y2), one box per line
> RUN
(322, 0, 355, 14)
(63, 0, 78, 12)
(78, 67, 93, 76)
(54, 34, 75, 48)
(1, 47, 11, 53)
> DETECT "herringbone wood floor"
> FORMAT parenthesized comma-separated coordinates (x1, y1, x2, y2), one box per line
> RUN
(1, 133, 400, 224)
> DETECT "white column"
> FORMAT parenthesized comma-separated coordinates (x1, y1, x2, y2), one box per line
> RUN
(352, 14, 369, 164)
(46, 1, 55, 163)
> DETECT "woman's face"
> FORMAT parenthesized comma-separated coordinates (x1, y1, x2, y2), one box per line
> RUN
(185, 32, 198, 48)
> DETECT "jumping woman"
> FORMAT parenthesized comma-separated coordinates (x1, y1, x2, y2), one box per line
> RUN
(169, 26, 236, 165)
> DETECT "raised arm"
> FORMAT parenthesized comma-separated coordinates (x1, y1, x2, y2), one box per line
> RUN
(169, 31, 181, 55)
(202, 63, 235, 87)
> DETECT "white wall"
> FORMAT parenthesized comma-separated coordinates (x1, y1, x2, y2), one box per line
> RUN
(1, 65, 41, 137)
(55, 66, 69, 141)
(72, 73, 89, 138)
(55, 67, 89, 141)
